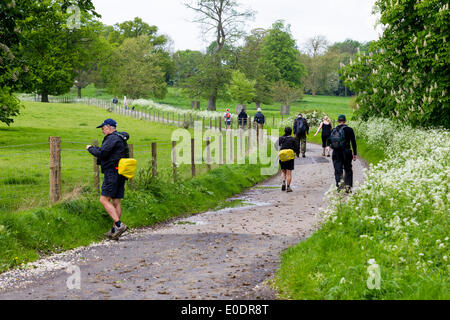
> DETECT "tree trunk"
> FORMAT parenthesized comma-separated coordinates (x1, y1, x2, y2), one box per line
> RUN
(77, 86, 82, 99)
(280, 105, 290, 115)
(207, 95, 216, 111)
(41, 92, 49, 103)
(255, 102, 261, 109)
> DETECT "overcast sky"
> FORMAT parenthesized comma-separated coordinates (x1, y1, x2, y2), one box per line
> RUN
(92, 0, 381, 52)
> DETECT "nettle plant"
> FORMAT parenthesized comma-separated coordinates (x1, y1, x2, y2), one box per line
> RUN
(340, 0, 449, 128)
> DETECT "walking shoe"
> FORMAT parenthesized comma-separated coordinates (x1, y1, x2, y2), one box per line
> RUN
(110, 223, 128, 240)
(302, 154, 306, 158)
(322, 151, 325, 156)
(104, 227, 115, 239)
(286, 186, 293, 193)
(281, 182, 286, 191)
(327, 154, 330, 157)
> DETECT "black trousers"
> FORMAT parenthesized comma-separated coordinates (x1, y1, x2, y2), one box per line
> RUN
(332, 149, 353, 188)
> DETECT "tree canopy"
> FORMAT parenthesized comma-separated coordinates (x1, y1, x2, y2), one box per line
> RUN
(340, 0, 449, 128)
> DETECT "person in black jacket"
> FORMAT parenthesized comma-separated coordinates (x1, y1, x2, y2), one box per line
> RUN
(330, 114, 357, 192)
(254, 108, 265, 129)
(277, 127, 300, 193)
(86, 118, 129, 239)
(238, 108, 248, 128)
(293, 114, 309, 158)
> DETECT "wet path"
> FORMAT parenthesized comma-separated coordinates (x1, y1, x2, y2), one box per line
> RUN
(0, 143, 365, 300)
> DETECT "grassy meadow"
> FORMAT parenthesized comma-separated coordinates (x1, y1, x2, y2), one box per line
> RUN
(0, 101, 220, 213)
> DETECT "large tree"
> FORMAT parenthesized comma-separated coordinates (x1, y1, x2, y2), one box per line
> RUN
(16, 0, 99, 102)
(185, 0, 254, 110)
(259, 21, 307, 88)
(302, 35, 329, 96)
(0, 0, 23, 125)
(108, 35, 167, 99)
(73, 20, 112, 98)
(341, 0, 449, 128)
(237, 28, 273, 108)
(172, 50, 204, 86)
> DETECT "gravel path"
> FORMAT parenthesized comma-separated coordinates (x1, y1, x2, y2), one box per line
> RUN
(0, 143, 365, 300)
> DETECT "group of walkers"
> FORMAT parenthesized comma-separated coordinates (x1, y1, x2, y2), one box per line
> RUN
(87, 109, 357, 240)
(225, 107, 266, 129)
(278, 114, 357, 194)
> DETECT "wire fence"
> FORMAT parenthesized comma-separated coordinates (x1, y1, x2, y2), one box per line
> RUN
(20, 94, 290, 130)
(0, 129, 273, 214)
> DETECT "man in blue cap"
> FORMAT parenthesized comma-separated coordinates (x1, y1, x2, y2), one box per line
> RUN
(86, 118, 129, 239)
(329, 114, 357, 192)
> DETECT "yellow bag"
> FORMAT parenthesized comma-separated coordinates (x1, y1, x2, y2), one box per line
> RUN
(278, 149, 295, 162)
(118, 158, 137, 179)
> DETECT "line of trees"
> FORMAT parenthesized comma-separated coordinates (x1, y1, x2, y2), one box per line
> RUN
(1, 0, 369, 125)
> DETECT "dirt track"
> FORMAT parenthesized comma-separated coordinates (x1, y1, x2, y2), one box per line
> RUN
(0, 143, 365, 300)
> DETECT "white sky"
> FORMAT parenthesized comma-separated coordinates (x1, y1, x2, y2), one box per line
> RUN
(92, 0, 382, 52)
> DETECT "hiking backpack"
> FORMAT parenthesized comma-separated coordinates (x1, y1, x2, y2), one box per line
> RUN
(295, 118, 306, 136)
(114, 131, 138, 179)
(226, 112, 231, 119)
(255, 113, 264, 124)
(328, 126, 347, 150)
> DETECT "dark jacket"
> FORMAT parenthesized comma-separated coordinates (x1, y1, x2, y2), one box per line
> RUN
(333, 124, 357, 155)
(238, 110, 248, 126)
(254, 112, 265, 124)
(278, 135, 300, 155)
(293, 117, 309, 138)
(88, 132, 129, 173)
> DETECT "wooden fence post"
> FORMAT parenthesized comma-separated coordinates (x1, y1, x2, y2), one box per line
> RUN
(172, 141, 177, 182)
(206, 137, 211, 172)
(191, 138, 196, 177)
(93, 140, 100, 193)
(152, 143, 157, 177)
(49, 136, 61, 204)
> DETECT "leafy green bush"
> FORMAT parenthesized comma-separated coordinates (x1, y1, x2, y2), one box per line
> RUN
(340, 0, 449, 128)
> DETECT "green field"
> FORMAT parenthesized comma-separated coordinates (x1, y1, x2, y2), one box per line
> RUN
(60, 85, 354, 125)
(0, 101, 218, 213)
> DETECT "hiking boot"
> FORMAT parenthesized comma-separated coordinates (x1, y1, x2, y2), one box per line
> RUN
(302, 154, 306, 158)
(104, 228, 115, 239)
(110, 223, 128, 240)
(327, 154, 330, 157)
(286, 186, 293, 193)
(281, 182, 286, 191)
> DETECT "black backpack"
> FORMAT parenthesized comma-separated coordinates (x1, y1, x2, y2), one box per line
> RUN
(295, 118, 306, 136)
(328, 126, 346, 150)
(255, 113, 264, 124)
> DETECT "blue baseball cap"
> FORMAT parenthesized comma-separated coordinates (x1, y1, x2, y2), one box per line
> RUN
(338, 114, 346, 122)
(96, 118, 117, 128)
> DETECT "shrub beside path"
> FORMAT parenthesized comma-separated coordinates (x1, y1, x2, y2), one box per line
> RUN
(0, 143, 365, 300)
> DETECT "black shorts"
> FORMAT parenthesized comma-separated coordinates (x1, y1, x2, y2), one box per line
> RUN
(102, 169, 126, 199)
(279, 159, 294, 171)
(322, 134, 330, 148)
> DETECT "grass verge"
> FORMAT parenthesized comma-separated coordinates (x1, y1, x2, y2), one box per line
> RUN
(274, 119, 449, 300)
